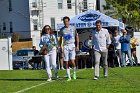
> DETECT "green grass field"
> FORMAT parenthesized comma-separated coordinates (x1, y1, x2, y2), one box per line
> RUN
(0, 67, 140, 93)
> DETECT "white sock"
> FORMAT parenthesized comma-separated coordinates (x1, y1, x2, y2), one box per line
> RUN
(66, 69, 71, 78)
(73, 67, 76, 73)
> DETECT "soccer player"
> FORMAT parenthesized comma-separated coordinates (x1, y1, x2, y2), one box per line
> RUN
(59, 16, 79, 81)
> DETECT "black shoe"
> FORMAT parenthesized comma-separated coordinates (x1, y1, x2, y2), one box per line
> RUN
(104, 76, 108, 78)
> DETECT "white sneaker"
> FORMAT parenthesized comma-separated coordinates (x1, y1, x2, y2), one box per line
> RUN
(93, 76, 99, 80)
(47, 78, 52, 82)
(69, 67, 72, 69)
(61, 67, 65, 70)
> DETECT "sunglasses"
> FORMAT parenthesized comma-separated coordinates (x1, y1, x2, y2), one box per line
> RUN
(46, 28, 50, 30)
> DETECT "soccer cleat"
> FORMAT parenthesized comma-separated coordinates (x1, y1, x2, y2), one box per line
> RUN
(73, 72, 77, 80)
(67, 78, 71, 81)
(47, 78, 52, 82)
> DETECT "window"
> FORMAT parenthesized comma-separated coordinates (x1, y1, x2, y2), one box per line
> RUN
(9, 0, 12, 11)
(58, 0, 63, 9)
(61, 17, 63, 21)
(3, 23, 6, 30)
(10, 22, 13, 33)
(82, 0, 87, 12)
(31, 10, 39, 16)
(32, 0, 37, 8)
(32, 2, 37, 8)
(67, 0, 72, 9)
(51, 18, 55, 30)
(33, 19, 38, 30)
(34, 25, 38, 30)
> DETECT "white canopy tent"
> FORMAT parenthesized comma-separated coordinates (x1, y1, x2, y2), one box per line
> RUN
(57, 10, 124, 30)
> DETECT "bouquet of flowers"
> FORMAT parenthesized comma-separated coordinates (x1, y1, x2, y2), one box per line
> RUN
(47, 37, 56, 51)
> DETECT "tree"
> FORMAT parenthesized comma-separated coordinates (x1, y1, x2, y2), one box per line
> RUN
(12, 32, 20, 42)
(103, 0, 140, 31)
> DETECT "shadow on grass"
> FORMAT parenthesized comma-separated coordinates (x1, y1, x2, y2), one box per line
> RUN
(0, 79, 47, 81)
(0, 77, 99, 81)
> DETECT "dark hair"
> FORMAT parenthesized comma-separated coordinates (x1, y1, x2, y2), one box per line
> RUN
(32, 46, 36, 48)
(96, 20, 102, 25)
(63, 16, 70, 21)
(41, 25, 53, 36)
(79, 42, 83, 44)
(121, 29, 127, 32)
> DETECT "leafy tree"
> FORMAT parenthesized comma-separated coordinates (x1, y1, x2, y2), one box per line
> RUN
(103, 0, 140, 31)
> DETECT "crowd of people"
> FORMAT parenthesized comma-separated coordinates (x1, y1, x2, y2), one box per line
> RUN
(30, 16, 139, 81)
(108, 29, 139, 68)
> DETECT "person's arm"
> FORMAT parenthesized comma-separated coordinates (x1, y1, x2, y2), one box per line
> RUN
(58, 29, 63, 48)
(54, 35, 58, 47)
(59, 36, 63, 48)
(39, 36, 44, 48)
(87, 40, 91, 49)
(106, 30, 111, 48)
(119, 36, 124, 43)
(75, 29, 79, 51)
(135, 38, 139, 46)
(124, 36, 130, 43)
(92, 30, 95, 49)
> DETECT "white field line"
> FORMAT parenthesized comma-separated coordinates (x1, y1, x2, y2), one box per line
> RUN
(14, 81, 54, 93)
(14, 69, 85, 93)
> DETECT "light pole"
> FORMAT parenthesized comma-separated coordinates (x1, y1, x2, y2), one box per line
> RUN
(75, 0, 78, 15)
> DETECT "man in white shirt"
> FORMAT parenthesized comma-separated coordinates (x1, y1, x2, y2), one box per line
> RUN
(113, 30, 122, 67)
(92, 20, 111, 80)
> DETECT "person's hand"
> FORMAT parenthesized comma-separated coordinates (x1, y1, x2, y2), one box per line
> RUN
(106, 45, 110, 49)
(123, 35, 126, 38)
(89, 45, 92, 49)
(76, 47, 79, 52)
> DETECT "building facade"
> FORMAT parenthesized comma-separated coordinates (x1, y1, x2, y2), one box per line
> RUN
(0, 0, 98, 39)
(0, 0, 31, 39)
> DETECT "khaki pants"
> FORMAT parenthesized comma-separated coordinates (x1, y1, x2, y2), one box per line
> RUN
(94, 49, 108, 77)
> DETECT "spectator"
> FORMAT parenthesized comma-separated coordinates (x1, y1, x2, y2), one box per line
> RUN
(32, 46, 40, 70)
(130, 34, 139, 66)
(58, 36, 65, 70)
(108, 32, 116, 68)
(92, 20, 111, 80)
(114, 30, 122, 67)
(88, 35, 94, 69)
(76, 42, 88, 69)
(120, 29, 133, 67)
